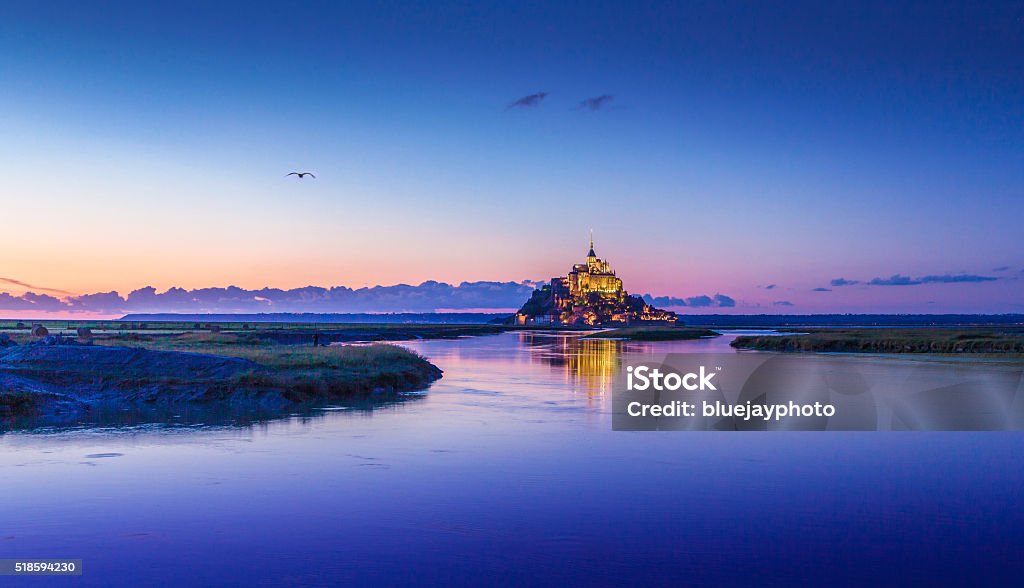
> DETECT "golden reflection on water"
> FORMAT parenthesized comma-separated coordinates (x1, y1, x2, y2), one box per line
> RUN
(519, 333, 625, 401)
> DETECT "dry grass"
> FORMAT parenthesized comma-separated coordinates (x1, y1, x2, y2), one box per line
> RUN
(90, 332, 442, 399)
(583, 326, 718, 341)
(731, 328, 1024, 354)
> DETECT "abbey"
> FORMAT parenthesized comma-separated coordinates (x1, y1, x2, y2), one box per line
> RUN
(513, 235, 678, 326)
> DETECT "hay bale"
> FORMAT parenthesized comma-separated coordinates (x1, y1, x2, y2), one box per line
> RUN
(31, 324, 49, 337)
(76, 326, 94, 341)
(209, 324, 222, 333)
(15, 322, 26, 329)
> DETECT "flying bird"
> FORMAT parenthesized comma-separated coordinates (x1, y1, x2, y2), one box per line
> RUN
(286, 172, 316, 179)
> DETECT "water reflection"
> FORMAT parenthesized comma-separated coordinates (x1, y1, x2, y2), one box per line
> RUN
(518, 333, 623, 401)
(0, 392, 426, 435)
(3, 332, 1024, 587)
(515, 330, 744, 401)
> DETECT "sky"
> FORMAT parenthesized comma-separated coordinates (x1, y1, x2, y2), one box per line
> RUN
(1, 1, 1022, 317)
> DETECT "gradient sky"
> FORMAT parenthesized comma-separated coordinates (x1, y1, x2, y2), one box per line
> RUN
(1, 1, 1022, 316)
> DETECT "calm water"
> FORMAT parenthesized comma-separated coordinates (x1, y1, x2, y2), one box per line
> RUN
(2, 332, 1023, 586)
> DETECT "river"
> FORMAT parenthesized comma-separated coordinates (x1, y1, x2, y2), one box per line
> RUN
(2, 331, 1023, 585)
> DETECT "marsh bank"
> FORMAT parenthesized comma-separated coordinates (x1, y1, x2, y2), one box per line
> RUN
(0, 335, 441, 425)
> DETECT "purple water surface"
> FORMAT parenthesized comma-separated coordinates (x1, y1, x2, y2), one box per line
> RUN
(2, 332, 1022, 586)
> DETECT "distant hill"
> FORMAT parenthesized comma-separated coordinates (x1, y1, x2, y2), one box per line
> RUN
(119, 312, 511, 324)
(115, 312, 1024, 327)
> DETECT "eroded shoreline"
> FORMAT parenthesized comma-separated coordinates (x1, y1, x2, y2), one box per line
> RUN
(0, 335, 442, 428)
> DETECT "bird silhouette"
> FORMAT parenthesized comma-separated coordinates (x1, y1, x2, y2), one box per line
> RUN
(286, 172, 316, 179)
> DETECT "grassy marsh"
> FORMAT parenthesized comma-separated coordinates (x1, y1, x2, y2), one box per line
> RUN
(582, 326, 719, 341)
(88, 332, 444, 400)
(731, 328, 1024, 354)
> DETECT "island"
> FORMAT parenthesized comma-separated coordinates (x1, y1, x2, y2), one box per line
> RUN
(511, 235, 678, 327)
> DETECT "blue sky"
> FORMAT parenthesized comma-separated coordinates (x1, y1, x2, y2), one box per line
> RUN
(0, 1, 1021, 315)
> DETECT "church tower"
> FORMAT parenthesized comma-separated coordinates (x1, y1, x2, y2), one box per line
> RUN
(586, 230, 600, 273)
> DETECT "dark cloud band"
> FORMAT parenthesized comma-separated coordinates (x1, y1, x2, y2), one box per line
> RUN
(828, 274, 998, 288)
(509, 92, 549, 108)
(0, 281, 717, 315)
(578, 94, 613, 110)
(642, 293, 736, 308)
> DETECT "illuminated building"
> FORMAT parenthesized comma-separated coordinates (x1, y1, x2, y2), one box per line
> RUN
(514, 233, 678, 326)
